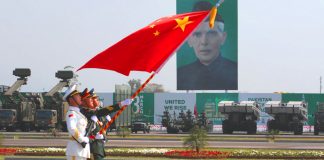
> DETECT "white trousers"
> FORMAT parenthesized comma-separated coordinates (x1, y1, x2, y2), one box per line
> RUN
(66, 156, 87, 160)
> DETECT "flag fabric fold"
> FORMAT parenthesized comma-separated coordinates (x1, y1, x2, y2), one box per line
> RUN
(78, 11, 210, 76)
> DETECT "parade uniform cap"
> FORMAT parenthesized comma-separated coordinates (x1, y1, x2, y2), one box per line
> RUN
(63, 85, 80, 101)
(89, 88, 98, 98)
(80, 88, 91, 100)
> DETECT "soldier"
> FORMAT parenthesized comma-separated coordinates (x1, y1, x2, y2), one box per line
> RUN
(80, 88, 96, 119)
(88, 89, 111, 160)
(63, 85, 90, 160)
(80, 88, 132, 119)
(80, 88, 132, 160)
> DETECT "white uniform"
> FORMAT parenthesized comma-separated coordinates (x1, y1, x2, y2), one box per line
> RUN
(66, 106, 90, 159)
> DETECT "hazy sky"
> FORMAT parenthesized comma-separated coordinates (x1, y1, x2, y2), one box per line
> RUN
(1, 0, 324, 93)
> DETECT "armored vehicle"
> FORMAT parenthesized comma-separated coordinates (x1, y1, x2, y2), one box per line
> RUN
(219, 101, 261, 134)
(34, 70, 73, 132)
(0, 68, 36, 131)
(265, 101, 307, 135)
(314, 102, 324, 135)
(162, 110, 178, 133)
(162, 109, 205, 134)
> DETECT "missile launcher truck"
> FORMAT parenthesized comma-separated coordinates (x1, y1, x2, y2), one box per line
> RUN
(219, 101, 261, 134)
(34, 70, 73, 132)
(265, 101, 307, 135)
(0, 68, 36, 132)
(314, 102, 324, 135)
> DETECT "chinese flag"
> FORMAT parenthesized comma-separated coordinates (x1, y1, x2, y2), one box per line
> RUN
(78, 11, 210, 76)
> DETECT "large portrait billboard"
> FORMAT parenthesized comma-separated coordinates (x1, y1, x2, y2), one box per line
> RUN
(176, 0, 238, 90)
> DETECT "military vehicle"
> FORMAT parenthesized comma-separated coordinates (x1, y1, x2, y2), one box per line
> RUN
(265, 101, 307, 135)
(131, 122, 150, 133)
(34, 70, 73, 132)
(0, 68, 36, 131)
(219, 101, 261, 134)
(313, 102, 324, 135)
(130, 114, 152, 134)
(161, 109, 205, 134)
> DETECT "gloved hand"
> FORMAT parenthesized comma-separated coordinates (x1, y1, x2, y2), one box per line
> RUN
(91, 115, 98, 122)
(120, 98, 133, 106)
(106, 115, 111, 122)
(95, 133, 104, 140)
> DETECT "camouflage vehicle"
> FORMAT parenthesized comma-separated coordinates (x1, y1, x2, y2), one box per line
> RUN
(219, 101, 261, 134)
(34, 70, 73, 132)
(35, 109, 57, 131)
(0, 68, 36, 131)
(265, 101, 307, 135)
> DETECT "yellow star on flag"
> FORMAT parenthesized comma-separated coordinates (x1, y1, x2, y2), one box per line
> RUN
(153, 30, 160, 36)
(174, 16, 193, 32)
(149, 24, 156, 28)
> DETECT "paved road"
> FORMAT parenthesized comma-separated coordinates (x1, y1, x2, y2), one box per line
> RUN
(3, 156, 150, 160)
(2, 138, 324, 150)
(2, 131, 324, 138)
(3, 131, 324, 150)
(0, 131, 321, 135)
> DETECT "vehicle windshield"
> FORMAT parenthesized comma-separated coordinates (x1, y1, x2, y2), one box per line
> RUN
(36, 111, 53, 119)
(134, 123, 144, 127)
(0, 110, 14, 119)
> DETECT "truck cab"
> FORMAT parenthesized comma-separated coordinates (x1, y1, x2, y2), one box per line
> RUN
(35, 109, 57, 131)
(0, 109, 17, 131)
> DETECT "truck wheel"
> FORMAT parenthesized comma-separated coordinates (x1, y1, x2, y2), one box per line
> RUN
(247, 121, 257, 135)
(294, 124, 303, 135)
(167, 127, 179, 134)
(298, 124, 303, 135)
(222, 120, 233, 134)
(143, 130, 146, 134)
(314, 125, 319, 135)
(25, 126, 30, 132)
(7, 126, 16, 132)
(267, 120, 275, 133)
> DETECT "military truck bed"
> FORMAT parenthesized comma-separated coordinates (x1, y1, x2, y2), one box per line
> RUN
(265, 106, 306, 115)
(219, 105, 258, 113)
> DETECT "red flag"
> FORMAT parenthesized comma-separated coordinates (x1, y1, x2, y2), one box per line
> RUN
(194, 104, 198, 118)
(78, 11, 210, 75)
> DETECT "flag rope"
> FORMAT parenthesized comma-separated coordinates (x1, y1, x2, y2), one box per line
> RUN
(99, 72, 156, 134)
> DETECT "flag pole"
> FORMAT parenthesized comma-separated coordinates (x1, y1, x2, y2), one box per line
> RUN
(99, 72, 156, 134)
(209, 0, 224, 29)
